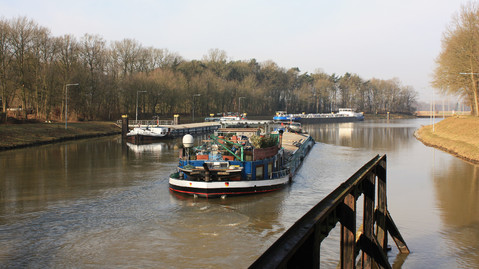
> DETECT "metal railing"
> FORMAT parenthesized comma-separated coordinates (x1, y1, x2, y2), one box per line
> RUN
(250, 154, 409, 269)
(272, 169, 290, 179)
(116, 119, 174, 126)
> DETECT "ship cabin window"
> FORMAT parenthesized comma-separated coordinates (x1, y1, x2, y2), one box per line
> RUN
(256, 165, 264, 180)
(268, 162, 273, 179)
(208, 162, 229, 169)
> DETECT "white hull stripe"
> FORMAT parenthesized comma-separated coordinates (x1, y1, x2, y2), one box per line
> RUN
(169, 176, 290, 189)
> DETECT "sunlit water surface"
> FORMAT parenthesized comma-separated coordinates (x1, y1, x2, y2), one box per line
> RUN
(0, 119, 478, 268)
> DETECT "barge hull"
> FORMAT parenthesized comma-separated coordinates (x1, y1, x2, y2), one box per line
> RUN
(299, 116, 363, 124)
(169, 176, 290, 198)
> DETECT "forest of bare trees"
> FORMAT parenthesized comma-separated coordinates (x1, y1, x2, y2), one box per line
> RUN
(0, 16, 417, 123)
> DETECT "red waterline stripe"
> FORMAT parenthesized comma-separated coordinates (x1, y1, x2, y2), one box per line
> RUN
(169, 187, 282, 197)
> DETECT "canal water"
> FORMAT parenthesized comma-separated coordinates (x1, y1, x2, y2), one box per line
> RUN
(0, 119, 477, 268)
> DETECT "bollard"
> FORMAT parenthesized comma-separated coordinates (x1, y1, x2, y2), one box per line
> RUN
(174, 114, 180, 125)
(121, 115, 129, 141)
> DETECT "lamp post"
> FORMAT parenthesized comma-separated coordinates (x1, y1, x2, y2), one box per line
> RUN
(136, 90, 147, 122)
(192, 93, 201, 122)
(65, 83, 79, 129)
(238, 96, 245, 116)
(432, 89, 435, 132)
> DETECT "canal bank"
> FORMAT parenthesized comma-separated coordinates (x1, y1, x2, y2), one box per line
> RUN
(0, 122, 121, 151)
(415, 116, 479, 164)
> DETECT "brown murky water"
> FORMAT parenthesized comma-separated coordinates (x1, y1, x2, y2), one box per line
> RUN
(0, 119, 477, 268)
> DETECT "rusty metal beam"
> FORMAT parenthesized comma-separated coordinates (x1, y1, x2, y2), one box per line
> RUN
(386, 210, 410, 254)
(362, 172, 375, 268)
(339, 193, 356, 269)
(376, 157, 388, 252)
(249, 155, 408, 269)
(357, 234, 392, 269)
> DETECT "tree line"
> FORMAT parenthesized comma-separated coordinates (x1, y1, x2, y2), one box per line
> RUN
(433, 1, 479, 116)
(0, 16, 417, 122)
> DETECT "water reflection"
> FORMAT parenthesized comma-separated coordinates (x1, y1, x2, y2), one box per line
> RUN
(126, 142, 171, 154)
(0, 136, 176, 218)
(306, 118, 479, 268)
(433, 161, 479, 267)
(1, 120, 479, 268)
(303, 119, 415, 151)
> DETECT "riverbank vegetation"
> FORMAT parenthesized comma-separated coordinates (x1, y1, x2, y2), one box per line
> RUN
(0, 122, 120, 150)
(432, 2, 479, 116)
(0, 17, 417, 123)
(415, 117, 479, 163)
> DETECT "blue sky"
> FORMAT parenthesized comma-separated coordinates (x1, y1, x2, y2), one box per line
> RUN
(0, 0, 469, 102)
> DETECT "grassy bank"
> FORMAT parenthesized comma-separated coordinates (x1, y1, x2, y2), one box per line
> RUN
(415, 116, 479, 164)
(0, 121, 121, 151)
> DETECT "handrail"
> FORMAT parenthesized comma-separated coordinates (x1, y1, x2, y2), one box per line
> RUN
(271, 169, 290, 179)
(250, 154, 409, 269)
(116, 119, 174, 126)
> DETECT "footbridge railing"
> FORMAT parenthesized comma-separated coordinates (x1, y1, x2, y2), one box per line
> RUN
(250, 154, 409, 269)
(116, 119, 174, 127)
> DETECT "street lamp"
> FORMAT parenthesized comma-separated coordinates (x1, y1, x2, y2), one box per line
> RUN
(65, 83, 79, 129)
(238, 96, 245, 116)
(136, 90, 147, 122)
(192, 93, 201, 122)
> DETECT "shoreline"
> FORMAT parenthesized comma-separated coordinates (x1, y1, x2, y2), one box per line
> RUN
(0, 122, 121, 152)
(414, 130, 479, 164)
(0, 131, 121, 151)
(414, 116, 479, 164)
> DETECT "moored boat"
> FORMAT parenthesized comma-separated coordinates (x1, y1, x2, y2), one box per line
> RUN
(273, 111, 301, 122)
(126, 126, 170, 144)
(337, 108, 365, 120)
(205, 112, 247, 122)
(169, 126, 314, 198)
(288, 108, 365, 123)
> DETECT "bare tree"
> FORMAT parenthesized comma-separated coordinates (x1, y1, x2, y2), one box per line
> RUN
(79, 34, 107, 120)
(9, 17, 40, 118)
(433, 1, 479, 115)
(57, 34, 79, 120)
(0, 18, 13, 121)
(112, 38, 141, 78)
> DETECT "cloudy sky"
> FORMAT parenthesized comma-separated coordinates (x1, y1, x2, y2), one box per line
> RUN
(0, 0, 469, 102)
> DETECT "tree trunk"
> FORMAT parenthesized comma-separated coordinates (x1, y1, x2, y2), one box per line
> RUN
(469, 75, 479, 116)
(22, 85, 27, 119)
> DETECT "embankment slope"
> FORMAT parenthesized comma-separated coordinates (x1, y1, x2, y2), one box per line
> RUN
(415, 117, 479, 164)
(0, 122, 120, 151)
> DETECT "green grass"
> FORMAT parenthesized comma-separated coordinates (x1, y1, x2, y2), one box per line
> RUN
(0, 121, 121, 149)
